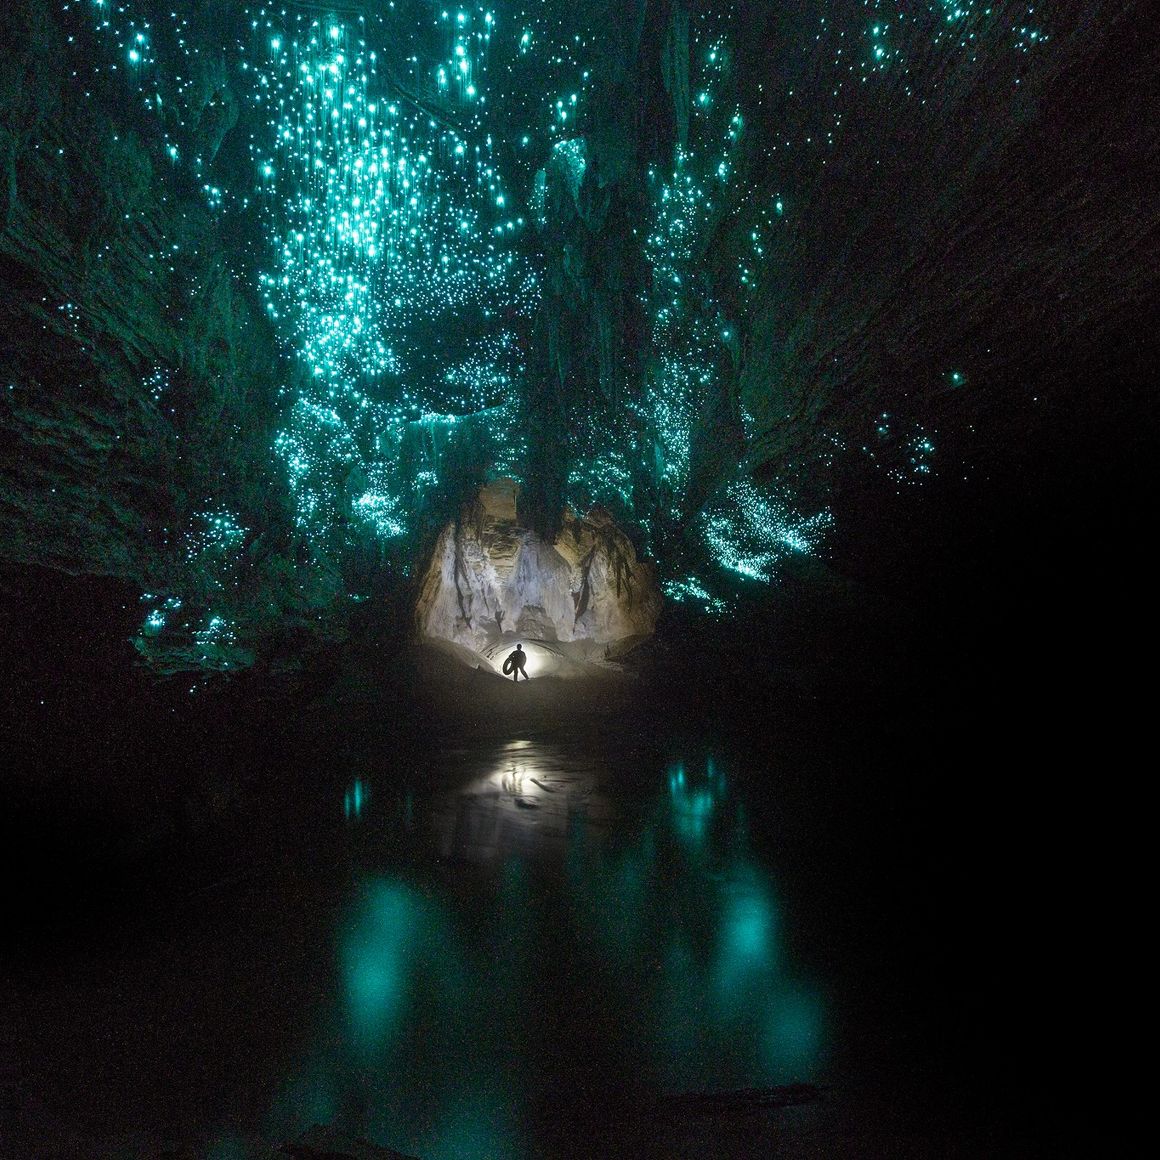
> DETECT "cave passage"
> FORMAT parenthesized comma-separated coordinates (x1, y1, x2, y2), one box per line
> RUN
(1, 1, 1154, 1156)
(3, 0, 1151, 678)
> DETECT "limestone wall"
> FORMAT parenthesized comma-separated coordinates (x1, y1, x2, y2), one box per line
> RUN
(416, 479, 660, 655)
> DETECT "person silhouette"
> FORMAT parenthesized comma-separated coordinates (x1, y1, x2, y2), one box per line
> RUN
(503, 642, 528, 681)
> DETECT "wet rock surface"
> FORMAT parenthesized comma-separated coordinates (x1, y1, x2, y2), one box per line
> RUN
(415, 479, 661, 659)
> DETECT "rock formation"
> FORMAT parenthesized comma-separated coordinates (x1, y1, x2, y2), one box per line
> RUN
(416, 479, 661, 660)
(2, 1, 1157, 677)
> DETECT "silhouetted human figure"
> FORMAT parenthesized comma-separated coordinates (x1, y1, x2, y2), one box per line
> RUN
(502, 643, 528, 681)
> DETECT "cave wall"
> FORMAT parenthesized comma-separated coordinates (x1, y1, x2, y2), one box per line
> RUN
(522, 0, 1160, 540)
(713, 0, 1160, 481)
(1, 0, 1157, 675)
(520, 0, 697, 535)
(416, 479, 660, 656)
(0, 2, 341, 672)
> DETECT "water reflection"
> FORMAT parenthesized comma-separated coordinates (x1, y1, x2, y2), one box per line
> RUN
(668, 756, 723, 846)
(273, 740, 823, 1158)
(431, 739, 616, 865)
(273, 873, 521, 1159)
(571, 754, 824, 1089)
(344, 778, 368, 821)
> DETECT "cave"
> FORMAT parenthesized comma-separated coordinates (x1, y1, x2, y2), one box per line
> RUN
(1, 2, 1155, 1157)
(415, 477, 661, 678)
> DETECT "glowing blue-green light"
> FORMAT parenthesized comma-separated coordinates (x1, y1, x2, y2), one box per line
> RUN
(342, 881, 415, 1052)
(87, 2, 858, 663)
(344, 778, 368, 820)
(726, 893, 771, 961)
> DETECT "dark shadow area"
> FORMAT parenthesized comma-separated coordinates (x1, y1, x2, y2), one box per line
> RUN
(3, 366, 1151, 1157)
(2, 0, 1156, 1154)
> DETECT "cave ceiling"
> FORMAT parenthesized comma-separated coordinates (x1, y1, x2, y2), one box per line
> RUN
(1, 0, 1155, 672)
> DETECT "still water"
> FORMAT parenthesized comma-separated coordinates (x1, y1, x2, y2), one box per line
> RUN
(5, 708, 1062, 1158)
(316, 738, 823, 1158)
(4, 727, 840, 1158)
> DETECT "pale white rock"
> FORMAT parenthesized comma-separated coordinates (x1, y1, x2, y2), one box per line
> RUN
(416, 479, 661, 662)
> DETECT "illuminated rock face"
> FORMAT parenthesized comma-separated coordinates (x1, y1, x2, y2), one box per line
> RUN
(416, 479, 661, 657)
